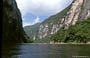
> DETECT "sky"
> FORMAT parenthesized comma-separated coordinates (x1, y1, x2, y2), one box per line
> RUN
(16, 0, 73, 27)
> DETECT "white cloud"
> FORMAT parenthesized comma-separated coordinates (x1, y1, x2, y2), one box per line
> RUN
(16, 0, 73, 17)
(23, 17, 40, 27)
(34, 17, 40, 23)
(16, 0, 73, 26)
(23, 22, 32, 27)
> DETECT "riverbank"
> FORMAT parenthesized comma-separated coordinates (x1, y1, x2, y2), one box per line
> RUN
(22, 42, 90, 45)
(49, 41, 90, 44)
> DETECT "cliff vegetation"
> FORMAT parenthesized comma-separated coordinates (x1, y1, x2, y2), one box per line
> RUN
(50, 17, 90, 43)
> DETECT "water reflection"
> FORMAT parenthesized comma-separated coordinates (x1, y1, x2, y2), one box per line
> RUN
(2, 43, 90, 58)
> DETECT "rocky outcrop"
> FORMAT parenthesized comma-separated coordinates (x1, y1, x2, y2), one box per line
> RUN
(64, 0, 83, 27)
(3, 0, 27, 43)
(64, 0, 90, 28)
(79, 0, 90, 20)
(24, 0, 90, 41)
(38, 0, 90, 39)
(38, 6, 71, 39)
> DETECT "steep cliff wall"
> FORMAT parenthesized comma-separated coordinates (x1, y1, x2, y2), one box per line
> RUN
(24, 0, 90, 42)
(38, 6, 71, 39)
(3, 0, 27, 43)
(64, 0, 90, 28)
(79, 0, 90, 20)
(64, 0, 83, 28)
(37, 0, 90, 39)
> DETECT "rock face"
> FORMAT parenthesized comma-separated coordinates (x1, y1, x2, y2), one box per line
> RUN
(38, 6, 71, 39)
(24, 0, 90, 41)
(79, 0, 90, 20)
(64, 0, 90, 28)
(64, 0, 83, 27)
(38, 0, 90, 39)
(3, 0, 27, 43)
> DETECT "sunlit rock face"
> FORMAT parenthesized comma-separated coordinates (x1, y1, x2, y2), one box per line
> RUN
(3, 0, 27, 43)
(38, 6, 71, 39)
(64, 0, 90, 28)
(24, 0, 90, 40)
(64, 0, 84, 28)
(38, 0, 90, 39)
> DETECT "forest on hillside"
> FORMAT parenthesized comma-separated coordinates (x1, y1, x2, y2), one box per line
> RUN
(50, 17, 90, 43)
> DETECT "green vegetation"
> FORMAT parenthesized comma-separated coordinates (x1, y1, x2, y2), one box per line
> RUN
(24, 23, 40, 40)
(50, 17, 90, 43)
(33, 38, 50, 43)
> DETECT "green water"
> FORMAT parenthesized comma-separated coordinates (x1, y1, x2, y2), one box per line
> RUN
(2, 43, 90, 58)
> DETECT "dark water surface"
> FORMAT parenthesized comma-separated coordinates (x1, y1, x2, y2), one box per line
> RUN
(2, 43, 90, 58)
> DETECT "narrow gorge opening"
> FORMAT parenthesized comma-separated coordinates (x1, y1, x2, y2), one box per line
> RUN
(16, 0, 73, 43)
(2, 0, 90, 58)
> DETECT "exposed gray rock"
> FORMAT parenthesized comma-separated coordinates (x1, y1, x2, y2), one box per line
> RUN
(79, 0, 90, 20)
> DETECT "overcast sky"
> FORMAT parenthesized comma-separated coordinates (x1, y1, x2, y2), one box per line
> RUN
(16, 0, 73, 27)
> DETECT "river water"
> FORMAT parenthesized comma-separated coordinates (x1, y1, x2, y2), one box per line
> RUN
(2, 43, 90, 58)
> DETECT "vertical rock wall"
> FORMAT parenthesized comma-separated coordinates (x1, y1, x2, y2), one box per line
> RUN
(64, 0, 84, 28)
(3, 0, 27, 43)
(79, 0, 90, 20)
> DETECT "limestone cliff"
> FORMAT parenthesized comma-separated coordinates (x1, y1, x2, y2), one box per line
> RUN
(24, 0, 90, 41)
(79, 0, 90, 20)
(64, 0, 83, 28)
(3, 0, 28, 43)
(38, 6, 71, 39)
(38, 0, 90, 39)
(64, 0, 90, 28)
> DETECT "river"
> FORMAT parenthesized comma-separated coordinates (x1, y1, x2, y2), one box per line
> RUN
(2, 43, 90, 58)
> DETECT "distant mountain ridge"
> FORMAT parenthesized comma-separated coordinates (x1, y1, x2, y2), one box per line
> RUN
(24, 23, 40, 40)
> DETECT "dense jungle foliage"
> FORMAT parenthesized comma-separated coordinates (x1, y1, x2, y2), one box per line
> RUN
(50, 17, 90, 43)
